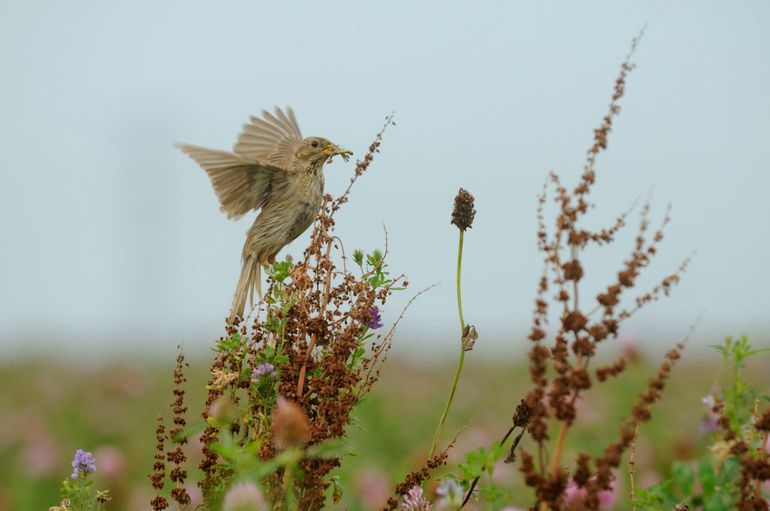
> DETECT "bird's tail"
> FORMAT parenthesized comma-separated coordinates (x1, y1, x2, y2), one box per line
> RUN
(230, 255, 262, 323)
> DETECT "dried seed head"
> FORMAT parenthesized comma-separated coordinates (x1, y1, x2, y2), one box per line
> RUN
(755, 410, 770, 432)
(513, 400, 531, 428)
(461, 325, 478, 351)
(95, 490, 112, 504)
(271, 398, 311, 449)
(451, 188, 476, 231)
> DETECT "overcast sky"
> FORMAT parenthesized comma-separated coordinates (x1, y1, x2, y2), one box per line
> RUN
(1, 1, 768, 360)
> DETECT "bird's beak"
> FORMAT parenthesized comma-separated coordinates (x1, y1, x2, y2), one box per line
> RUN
(323, 143, 353, 162)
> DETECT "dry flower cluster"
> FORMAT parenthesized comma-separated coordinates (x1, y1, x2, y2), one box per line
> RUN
(132, 32, 770, 511)
(148, 116, 424, 511)
(480, 31, 695, 510)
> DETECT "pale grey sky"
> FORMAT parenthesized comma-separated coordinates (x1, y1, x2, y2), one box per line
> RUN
(1, 1, 769, 359)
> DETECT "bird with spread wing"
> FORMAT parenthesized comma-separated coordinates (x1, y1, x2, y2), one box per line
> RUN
(178, 107, 352, 321)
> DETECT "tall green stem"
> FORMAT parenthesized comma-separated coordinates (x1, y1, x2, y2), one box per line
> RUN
(428, 230, 466, 459)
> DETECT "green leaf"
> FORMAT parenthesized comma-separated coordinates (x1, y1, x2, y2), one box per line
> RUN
(698, 457, 716, 497)
(307, 439, 350, 459)
(353, 249, 364, 267)
(171, 420, 207, 443)
(672, 461, 695, 495)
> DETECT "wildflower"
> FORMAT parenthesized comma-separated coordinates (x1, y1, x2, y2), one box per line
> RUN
(451, 188, 476, 231)
(402, 485, 432, 511)
(271, 397, 311, 449)
(355, 470, 390, 510)
(222, 481, 267, 511)
(597, 482, 618, 510)
(435, 478, 463, 507)
(365, 306, 383, 329)
(253, 363, 276, 380)
(93, 446, 125, 479)
(700, 415, 719, 434)
(701, 386, 722, 408)
(70, 449, 96, 479)
(564, 477, 617, 510)
(21, 437, 59, 477)
(699, 387, 723, 434)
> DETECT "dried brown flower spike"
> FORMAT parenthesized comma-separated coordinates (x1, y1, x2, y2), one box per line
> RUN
(451, 188, 476, 231)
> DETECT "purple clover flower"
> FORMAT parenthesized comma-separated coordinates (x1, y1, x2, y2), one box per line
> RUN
(700, 386, 722, 435)
(70, 449, 96, 479)
(365, 307, 383, 330)
(253, 363, 276, 380)
(402, 486, 432, 510)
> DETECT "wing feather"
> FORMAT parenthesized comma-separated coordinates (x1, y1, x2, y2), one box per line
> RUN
(234, 106, 302, 168)
(177, 144, 288, 220)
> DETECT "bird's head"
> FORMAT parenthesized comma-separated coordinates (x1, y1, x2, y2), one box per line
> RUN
(295, 137, 352, 166)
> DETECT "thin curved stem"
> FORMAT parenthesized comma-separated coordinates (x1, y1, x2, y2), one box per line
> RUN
(456, 231, 466, 331)
(428, 230, 466, 459)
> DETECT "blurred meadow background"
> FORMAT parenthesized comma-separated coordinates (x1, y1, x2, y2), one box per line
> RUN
(1, 1, 769, 510)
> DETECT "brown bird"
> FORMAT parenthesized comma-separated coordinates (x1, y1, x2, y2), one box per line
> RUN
(178, 106, 352, 320)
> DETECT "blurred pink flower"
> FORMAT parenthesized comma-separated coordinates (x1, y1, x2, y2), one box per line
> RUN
(564, 477, 617, 510)
(620, 334, 642, 362)
(639, 471, 661, 489)
(598, 484, 618, 510)
(186, 484, 203, 508)
(105, 365, 151, 398)
(93, 446, 125, 479)
(700, 416, 719, 434)
(223, 481, 267, 511)
(492, 459, 515, 483)
(355, 469, 390, 510)
(17, 410, 60, 477)
(452, 427, 494, 463)
(20, 439, 59, 477)
(128, 488, 155, 510)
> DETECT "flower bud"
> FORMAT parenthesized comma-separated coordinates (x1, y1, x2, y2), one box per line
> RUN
(461, 325, 478, 351)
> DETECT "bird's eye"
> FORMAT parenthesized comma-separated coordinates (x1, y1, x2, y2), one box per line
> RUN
(310, 140, 319, 148)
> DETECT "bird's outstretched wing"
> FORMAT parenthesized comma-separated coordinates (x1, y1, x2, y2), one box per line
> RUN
(178, 145, 290, 220)
(234, 106, 303, 168)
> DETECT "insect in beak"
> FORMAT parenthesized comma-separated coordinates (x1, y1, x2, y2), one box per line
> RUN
(323, 143, 353, 162)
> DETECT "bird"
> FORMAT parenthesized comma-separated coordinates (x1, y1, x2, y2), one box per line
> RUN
(178, 106, 352, 321)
